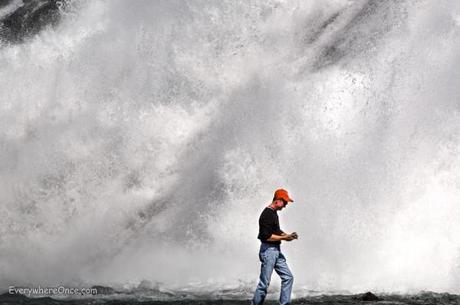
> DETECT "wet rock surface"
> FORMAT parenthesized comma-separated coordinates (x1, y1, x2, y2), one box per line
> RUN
(0, 290, 459, 304)
(358, 292, 381, 301)
(0, 0, 61, 43)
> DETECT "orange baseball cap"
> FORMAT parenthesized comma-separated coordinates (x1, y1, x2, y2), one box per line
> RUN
(274, 189, 294, 203)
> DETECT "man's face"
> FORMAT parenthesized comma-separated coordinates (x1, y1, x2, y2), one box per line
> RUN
(275, 199, 288, 210)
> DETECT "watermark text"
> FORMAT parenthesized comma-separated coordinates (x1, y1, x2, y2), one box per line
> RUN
(8, 285, 98, 296)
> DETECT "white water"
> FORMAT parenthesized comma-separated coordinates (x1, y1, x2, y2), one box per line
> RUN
(1, 0, 460, 296)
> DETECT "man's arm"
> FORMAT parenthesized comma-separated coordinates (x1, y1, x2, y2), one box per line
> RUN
(267, 233, 295, 242)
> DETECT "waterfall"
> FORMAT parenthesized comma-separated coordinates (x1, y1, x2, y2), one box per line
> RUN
(1, 0, 460, 295)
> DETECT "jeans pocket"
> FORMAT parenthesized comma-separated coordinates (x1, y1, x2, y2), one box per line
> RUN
(260, 247, 278, 263)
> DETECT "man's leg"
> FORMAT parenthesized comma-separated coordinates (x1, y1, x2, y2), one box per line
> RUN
(252, 247, 278, 305)
(274, 252, 294, 305)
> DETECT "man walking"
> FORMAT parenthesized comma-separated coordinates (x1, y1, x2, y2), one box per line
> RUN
(252, 189, 298, 305)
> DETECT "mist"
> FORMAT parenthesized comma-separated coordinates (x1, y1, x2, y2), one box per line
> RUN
(1, 0, 460, 296)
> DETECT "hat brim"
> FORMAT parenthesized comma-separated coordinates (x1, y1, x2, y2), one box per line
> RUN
(277, 197, 294, 203)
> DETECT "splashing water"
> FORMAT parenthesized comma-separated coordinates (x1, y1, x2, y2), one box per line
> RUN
(1, 0, 460, 297)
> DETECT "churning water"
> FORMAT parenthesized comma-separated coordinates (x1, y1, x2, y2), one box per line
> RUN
(1, 0, 460, 300)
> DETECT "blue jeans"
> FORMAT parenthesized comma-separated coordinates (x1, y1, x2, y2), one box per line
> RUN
(251, 243, 294, 305)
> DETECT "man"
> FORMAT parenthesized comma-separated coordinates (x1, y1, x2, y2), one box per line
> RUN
(251, 189, 298, 305)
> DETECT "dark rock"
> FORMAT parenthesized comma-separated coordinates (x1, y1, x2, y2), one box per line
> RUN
(90, 285, 116, 295)
(0, 0, 62, 43)
(360, 291, 381, 301)
(34, 296, 61, 303)
(0, 0, 14, 8)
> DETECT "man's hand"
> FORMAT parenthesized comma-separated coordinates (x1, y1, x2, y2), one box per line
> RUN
(284, 232, 298, 241)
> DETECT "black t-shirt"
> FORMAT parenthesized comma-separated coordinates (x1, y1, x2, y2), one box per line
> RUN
(257, 207, 284, 245)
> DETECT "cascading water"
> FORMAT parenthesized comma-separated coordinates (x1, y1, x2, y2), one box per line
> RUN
(1, 0, 460, 299)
